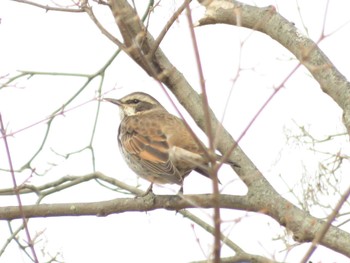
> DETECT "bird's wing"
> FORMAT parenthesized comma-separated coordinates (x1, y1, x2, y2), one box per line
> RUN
(121, 128, 183, 184)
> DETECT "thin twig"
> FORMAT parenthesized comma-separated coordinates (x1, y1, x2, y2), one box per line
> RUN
(185, 5, 220, 262)
(10, 0, 84, 12)
(148, 0, 191, 59)
(0, 223, 24, 257)
(0, 114, 38, 262)
(180, 210, 243, 253)
(185, 4, 213, 152)
(83, 5, 125, 48)
(299, 184, 350, 263)
(217, 61, 303, 185)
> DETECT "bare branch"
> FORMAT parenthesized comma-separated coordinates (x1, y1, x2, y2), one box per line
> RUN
(83, 5, 125, 48)
(4, 0, 350, 260)
(10, 0, 84, 12)
(190, 254, 280, 263)
(148, 0, 191, 59)
(197, 0, 350, 134)
(180, 209, 243, 253)
(0, 224, 24, 257)
(1, 184, 350, 257)
(300, 184, 350, 262)
(0, 193, 248, 219)
(103, 1, 350, 257)
(0, 114, 38, 262)
(185, 4, 221, 262)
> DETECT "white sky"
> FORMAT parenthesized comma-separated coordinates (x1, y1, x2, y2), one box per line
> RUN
(0, 0, 350, 262)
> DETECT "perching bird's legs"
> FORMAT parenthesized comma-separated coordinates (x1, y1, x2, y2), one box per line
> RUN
(141, 182, 154, 197)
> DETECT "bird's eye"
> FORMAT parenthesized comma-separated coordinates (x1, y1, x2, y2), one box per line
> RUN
(127, 99, 140, 104)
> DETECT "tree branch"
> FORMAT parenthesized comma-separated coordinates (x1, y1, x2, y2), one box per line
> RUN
(10, 0, 84, 12)
(197, 0, 350, 135)
(6, 0, 350, 260)
(1, 191, 350, 257)
(103, 0, 350, 257)
(0, 194, 248, 219)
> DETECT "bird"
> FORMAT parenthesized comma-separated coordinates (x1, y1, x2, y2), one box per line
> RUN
(105, 92, 239, 194)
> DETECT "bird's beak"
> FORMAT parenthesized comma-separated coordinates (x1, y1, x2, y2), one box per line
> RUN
(104, 98, 122, 106)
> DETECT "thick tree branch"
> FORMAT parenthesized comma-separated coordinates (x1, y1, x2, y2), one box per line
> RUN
(0, 194, 248, 219)
(197, 0, 350, 134)
(1, 191, 350, 257)
(6, 0, 349, 259)
(191, 254, 279, 263)
(103, 0, 350, 257)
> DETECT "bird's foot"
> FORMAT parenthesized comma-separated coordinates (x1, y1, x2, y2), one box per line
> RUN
(176, 185, 184, 195)
(135, 183, 154, 198)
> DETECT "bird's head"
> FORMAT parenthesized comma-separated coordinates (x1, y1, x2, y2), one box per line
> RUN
(105, 92, 165, 118)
